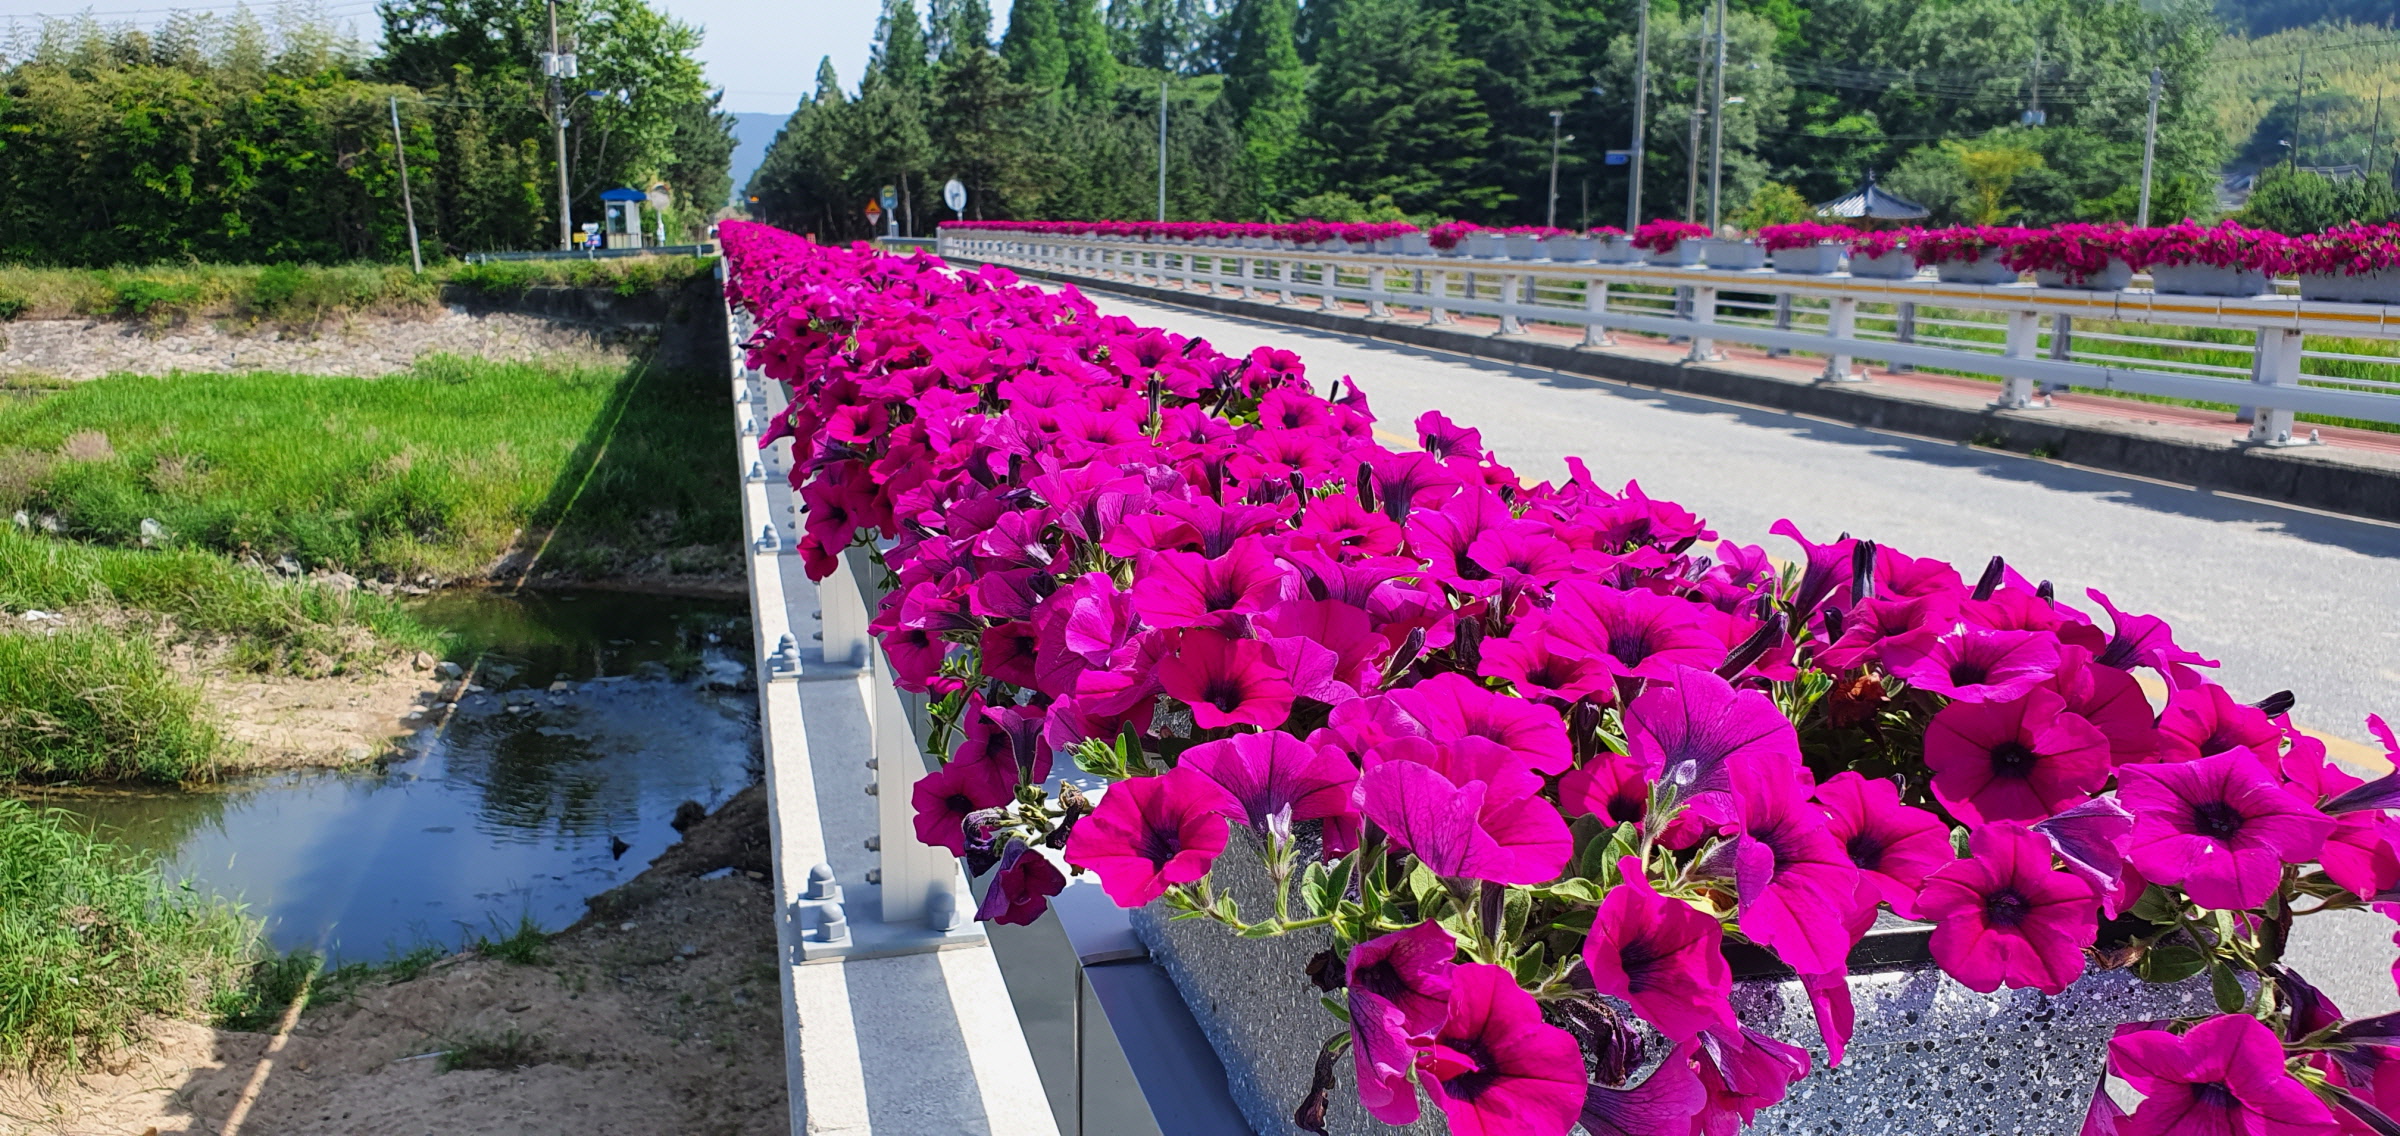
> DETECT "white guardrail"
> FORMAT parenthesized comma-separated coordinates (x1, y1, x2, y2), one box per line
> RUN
(936, 229, 2400, 446)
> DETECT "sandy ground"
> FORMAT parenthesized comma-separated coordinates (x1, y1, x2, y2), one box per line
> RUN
(199, 658, 448, 773)
(0, 309, 640, 382)
(0, 787, 785, 1136)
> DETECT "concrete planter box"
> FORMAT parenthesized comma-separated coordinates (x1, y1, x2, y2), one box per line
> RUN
(2035, 257, 2134, 291)
(1595, 236, 1642, 264)
(2151, 262, 2275, 297)
(1934, 250, 2019, 285)
(1703, 239, 1768, 270)
(1644, 239, 1707, 267)
(2299, 267, 2400, 304)
(1503, 234, 1547, 259)
(1463, 233, 1507, 258)
(1771, 244, 1847, 275)
(1848, 250, 1917, 279)
(1133, 831, 2217, 1136)
(1396, 234, 1432, 255)
(1542, 235, 1600, 262)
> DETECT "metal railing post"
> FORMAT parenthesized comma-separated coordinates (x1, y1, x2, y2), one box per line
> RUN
(1769, 294, 1794, 357)
(1822, 296, 1863, 382)
(1996, 310, 2042, 409)
(1686, 285, 1722, 361)
(1499, 274, 1526, 335)
(1892, 302, 1918, 373)
(2246, 328, 2304, 445)
(1583, 279, 1615, 347)
(1278, 256, 1297, 305)
(1368, 266, 1390, 317)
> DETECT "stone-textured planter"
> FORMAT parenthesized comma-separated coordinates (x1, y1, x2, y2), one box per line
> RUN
(1703, 239, 1767, 270)
(1595, 236, 1641, 264)
(1934, 250, 2019, 285)
(2150, 262, 2275, 297)
(1503, 234, 1547, 259)
(1771, 244, 1846, 275)
(1848, 250, 1917, 279)
(1541, 235, 1599, 262)
(1397, 234, 1432, 255)
(1132, 832, 2217, 1136)
(2035, 257, 2134, 291)
(1645, 239, 1707, 267)
(1464, 233, 1507, 258)
(2299, 267, 2400, 304)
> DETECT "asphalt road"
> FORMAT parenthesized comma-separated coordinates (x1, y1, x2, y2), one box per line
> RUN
(1081, 290, 2400, 1014)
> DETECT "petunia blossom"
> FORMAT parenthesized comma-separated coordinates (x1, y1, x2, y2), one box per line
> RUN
(1580, 1041, 1708, 1136)
(1129, 540, 1286, 630)
(1544, 579, 1727, 682)
(1916, 821, 2097, 995)
(1923, 689, 2113, 825)
(2109, 1014, 2338, 1136)
(911, 747, 1018, 855)
(1349, 920, 1458, 1126)
(1692, 1026, 1813, 1135)
(1884, 628, 2062, 703)
(1417, 964, 1587, 1136)
(1729, 752, 1862, 975)
(1626, 665, 1803, 814)
(1381, 671, 1574, 775)
(1361, 759, 1572, 885)
(2120, 750, 2335, 911)
(1156, 628, 1295, 731)
(1584, 857, 1738, 1042)
(1061, 773, 1237, 907)
(1814, 771, 1955, 919)
(972, 840, 1067, 926)
(1175, 731, 1358, 846)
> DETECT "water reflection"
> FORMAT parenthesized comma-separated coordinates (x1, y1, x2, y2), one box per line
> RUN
(27, 588, 760, 962)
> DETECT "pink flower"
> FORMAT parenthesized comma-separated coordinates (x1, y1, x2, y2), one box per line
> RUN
(1924, 689, 2113, 825)
(1131, 540, 1286, 630)
(2049, 644, 2160, 762)
(1544, 580, 1727, 683)
(1625, 665, 1802, 812)
(1814, 771, 1955, 918)
(1361, 759, 1572, 885)
(1583, 857, 1737, 1042)
(2120, 751, 2334, 910)
(2154, 683, 2282, 764)
(1062, 773, 1236, 907)
(1381, 672, 1574, 775)
(1916, 821, 2097, 994)
(911, 747, 1017, 855)
(1175, 731, 1358, 841)
(972, 840, 1066, 926)
(1349, 921, 1458, 1125)
(1884, 628, 2062, 702)
(1417, 964, 1586, 1136)
(2109, 1014, 2339, 1136)
(1730, 753, 1862, 975)
(1156, 628, 1295, 730)
(2034, 796, 2140, 917)
(1558, 749, 1651, 827)
(1579, 1041, 1708, 1136)
(1480, 631, 1615, 702)
(1692, 1026, 1812, 1135)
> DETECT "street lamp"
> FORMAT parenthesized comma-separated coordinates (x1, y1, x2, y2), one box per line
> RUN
(1547, 110, 1569, 229)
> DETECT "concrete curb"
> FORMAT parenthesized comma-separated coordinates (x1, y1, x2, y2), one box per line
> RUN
(980, 264, 2400, 526)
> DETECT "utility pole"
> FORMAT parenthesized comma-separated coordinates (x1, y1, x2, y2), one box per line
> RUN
(546, 0, 574, 251)
(2295, 50, 2306, 167)
(1547, 109, 1565, 228)
(1706, 0, 1727, 230)
(388, 96, 423, 274)
(1156, 78, 1168, 222)
(1625, 0, 1650, 232)
(2029, 44, 2041, 125)
(1685, 1, 1710, 223)
(2367, 83, 2384, 182)
(2137, 67, 2163, 227)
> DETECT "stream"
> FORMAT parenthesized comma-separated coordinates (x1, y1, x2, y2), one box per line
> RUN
(27, 587, 760, 963)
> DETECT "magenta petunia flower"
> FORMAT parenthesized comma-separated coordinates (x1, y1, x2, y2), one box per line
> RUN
(2033, 796, 2139, 916)
(2109, 1014, 2338, 1136)
(1770, 518, 1857, 619)
(2280, 730, 2400, 901)
(1692, 1026, 1813, 1134)
(911, 747, 1017, 855)
(1583, 857, 1738, 1042)
(2153, 683, 2282, 764)
(1579, 1041, 1707, 1136)
(1625, 665, 1803, 811)
(972, 840, 1067, 926)
(1814, 771, 1955, 919)
(1884, 628, 2062, 703)
(2087, 588, 2220, 675)
(1924, 689, 2113, 825)
(2120, 751, 2334, 910)
(1730, 754, 1862, 975)
(1916, 821, 2097, 994)
(1544, 580, 1727, 682)
(1349, 920, 1458, 1126)
(1417, 964, 1587, 1136)
(1062, 773, 1237, 907)
(1558, 750, 1651, 827)
(1156, 628, 1295, 730)
(2049, 644, 2160, 762)
(1479, 630, 1615, 703)
(1175, 731, 1357, 835)
(1381, 672, 1574, 775)
(1131, 540, 1286, 630)
(1361, 758, 1572, 885)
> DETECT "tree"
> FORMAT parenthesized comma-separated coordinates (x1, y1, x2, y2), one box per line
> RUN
(1297, 0, 1496, 216)
(1222, 0, 1306, 201)
(1952, 141, 2045, 224)
(1107, 0, 1215, 72)
(1060, 0, 1121, 104)
(928, 39, 1043, 218)
(2242, 165, 2400, 234)
(870, 0, 931, 93)
(1001, 0, 1068, 90)
(1594, 6, 1790, 224)
(928, 0, 995, 64)
(1437, 0, 1581, 223)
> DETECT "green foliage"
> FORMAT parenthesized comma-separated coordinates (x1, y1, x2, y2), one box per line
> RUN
(212, 950, 319, 1033)
(1733, 182, 1815, 229)
(1061, 0, 1122, 103)
(1282, 191, 1416, 223)
(2207, 21, 2400, 175)
(1222, 0, 1308, 202)
(0, 799, 255, 1070)
(472, 915, 551, 965)
(1001, 0, 1070, 88)
(1299, 0, 1497, 216)
(0, 626, 222, 784)
(2241, 165, 2400, 234)
(437, 1026, 545, 1072)
(0, 355, 738, 581)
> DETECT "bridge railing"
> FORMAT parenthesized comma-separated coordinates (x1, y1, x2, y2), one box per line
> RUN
(936, 229, 2400, 444)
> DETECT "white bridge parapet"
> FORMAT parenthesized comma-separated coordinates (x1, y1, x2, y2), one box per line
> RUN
(937, 228, 2400, 448)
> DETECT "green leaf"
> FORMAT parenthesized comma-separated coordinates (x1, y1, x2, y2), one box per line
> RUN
(1319, 995, 1352, 1024)
(2134, 943, 2207, 984)
(1240, 922, 1282, 938)
(1502, 887, 1531, 944)
(2210, 961, 2247, 1014)
(1301, 861, 1331, 918)
(1508, 942, 1547, 985)
(2126, 885, 2186, 926)
(1408, 862, 1444, 913)
(1530, 879, 1602, 906)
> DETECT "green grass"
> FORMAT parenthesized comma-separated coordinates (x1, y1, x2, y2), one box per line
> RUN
(0, 354, 739, 580)
(0, 526, 437, 675)
(437, 1026, 545, 1072)
(0, 257, 716, 328)
(0, 798, 256, 1071)
(0, 626, 223, 784)
(471, 916, 550, 966)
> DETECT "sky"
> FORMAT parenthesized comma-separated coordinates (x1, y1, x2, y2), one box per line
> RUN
(0, 0, 1015, 116)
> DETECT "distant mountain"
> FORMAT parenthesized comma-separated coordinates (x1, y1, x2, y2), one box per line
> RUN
(2213, 0, 2396, 37)
(728, 112, 789, 207)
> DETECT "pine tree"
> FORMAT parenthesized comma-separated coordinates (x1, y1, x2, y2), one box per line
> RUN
(1001, 0, 1068, 90)
(869, 0, 930, 93)
(1300, 0, 1496, 216)
(1223, 0, 1306, 201)
(1061, 0, 1120, 103)
(1438, 0, 1580, 223)
(928, 0, 994, 64)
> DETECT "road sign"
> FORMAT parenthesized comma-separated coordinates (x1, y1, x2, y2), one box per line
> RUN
(865, 200, 881, 223)
(880, 184, 898, 212)
(1604, 150, 1633, 166)
(943, 179, 966, 213)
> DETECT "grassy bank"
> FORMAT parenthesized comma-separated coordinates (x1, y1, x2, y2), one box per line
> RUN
(0, 354, 738, 581)
(0, 256, 716, 330)
(0, 627, 223, 783)
(0, 798, 255, 1070)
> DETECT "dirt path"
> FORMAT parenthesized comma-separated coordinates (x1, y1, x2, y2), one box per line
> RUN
(0, 787, 786, 1136)
(0, 310, 640, 382)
